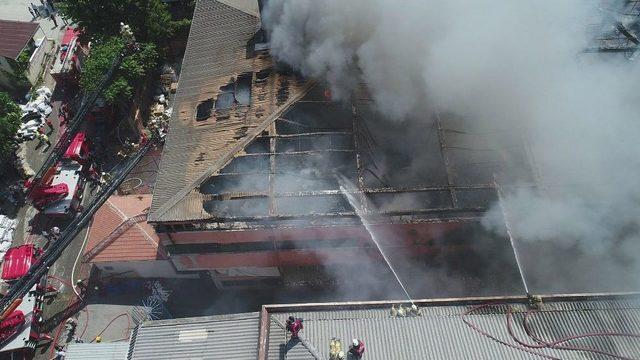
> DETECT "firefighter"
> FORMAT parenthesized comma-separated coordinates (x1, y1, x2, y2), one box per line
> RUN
(409, 304, 421, 316)
(46, 118, 54, 133)
(54, 345, 66, 359)
(36, 132, 50, 146)
(100, 172, 111, 186)
(349, 339, 365, 359)
(50, 226, 61, 239)
(75, 279, 87, 297)
(285, 316, 303, 340)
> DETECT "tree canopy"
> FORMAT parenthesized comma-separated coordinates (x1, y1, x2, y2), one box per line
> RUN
(80, 37, 158, 104)
(57, 0, 190, 47)
(0, 92, 21, 162)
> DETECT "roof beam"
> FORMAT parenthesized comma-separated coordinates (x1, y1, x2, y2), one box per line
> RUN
(435, 112, 459, 208)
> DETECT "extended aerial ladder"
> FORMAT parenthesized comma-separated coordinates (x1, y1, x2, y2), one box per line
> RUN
(0, 136, 158, 315)
(25, 44, 132, 198)
(0, 25, 155, 317)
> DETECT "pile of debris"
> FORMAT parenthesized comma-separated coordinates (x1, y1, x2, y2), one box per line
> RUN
(147, 65, 176, 140)
(0, 215, 17, 259)
(16, 87, 53, 141)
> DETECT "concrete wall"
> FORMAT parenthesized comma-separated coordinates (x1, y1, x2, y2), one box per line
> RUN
(95, 259, 198, 279)
(26, 38, 53, 84)
(0, 57, 15, 89)
(164, 221, 479, 271)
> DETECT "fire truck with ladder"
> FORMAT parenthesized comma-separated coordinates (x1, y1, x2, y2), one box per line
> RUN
(25, 132, 98, 217)
(0, 24, 159, 356)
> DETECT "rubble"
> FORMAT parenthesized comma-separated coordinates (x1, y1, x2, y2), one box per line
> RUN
(145, 66, 175, 141)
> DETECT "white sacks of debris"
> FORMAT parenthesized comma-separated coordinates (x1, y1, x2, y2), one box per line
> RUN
(16, 86, 53, 141)
(35, 86, 52, 98)
(0, 215, 17, 259)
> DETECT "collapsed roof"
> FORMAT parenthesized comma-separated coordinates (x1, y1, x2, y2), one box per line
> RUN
(150, 0, 535, 225)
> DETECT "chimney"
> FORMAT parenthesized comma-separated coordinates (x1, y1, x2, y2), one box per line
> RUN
(255, 0, 270, 51)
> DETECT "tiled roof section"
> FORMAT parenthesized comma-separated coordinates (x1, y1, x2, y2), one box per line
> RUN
(128, 312, 260, 360)
(0, 20, 39, 59)
(266, 297, 640, 360)
(85, 194, 163, 263)
(149, 0, 314, 222)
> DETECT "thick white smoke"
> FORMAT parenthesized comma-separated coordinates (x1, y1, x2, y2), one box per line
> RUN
(264, 0, 640, 292)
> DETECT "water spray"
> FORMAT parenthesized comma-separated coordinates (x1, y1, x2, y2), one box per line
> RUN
(337, 176, 415, 306)
(494, 177, 531, 299)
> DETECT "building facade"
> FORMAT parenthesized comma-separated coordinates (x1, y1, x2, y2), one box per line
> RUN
(144, 0, 540, 289)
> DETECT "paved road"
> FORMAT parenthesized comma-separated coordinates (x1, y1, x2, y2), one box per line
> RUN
(0, 0, 68, 40)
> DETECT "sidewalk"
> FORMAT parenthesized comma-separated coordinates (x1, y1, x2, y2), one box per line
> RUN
(0, 0, 67, 40)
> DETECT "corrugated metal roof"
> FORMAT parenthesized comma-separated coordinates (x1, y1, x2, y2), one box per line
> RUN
(128, 312, 260, 359)
(0, 20, 39, 59)
(266, 298, 640, 360)
(66, 342, 129, 360)
(149, 0, 314, 222)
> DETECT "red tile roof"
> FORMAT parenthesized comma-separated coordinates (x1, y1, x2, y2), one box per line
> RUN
(0, 20, 39, 59)
(84, 194, 166, 263)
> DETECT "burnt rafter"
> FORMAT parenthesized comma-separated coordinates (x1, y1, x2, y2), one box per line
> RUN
(204, 184, 496, 200)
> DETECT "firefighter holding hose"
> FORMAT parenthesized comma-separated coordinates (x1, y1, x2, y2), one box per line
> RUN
(285, 316, 303, 340)
(349, 339, 365, 359)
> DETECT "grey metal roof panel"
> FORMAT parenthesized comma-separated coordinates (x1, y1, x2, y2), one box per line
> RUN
(129, 312, 260, 360)
(266, 298, 640, 360)
(149, 0, 260, 220)
(149, 0, 317, 223)
(66, 342, 130, 360)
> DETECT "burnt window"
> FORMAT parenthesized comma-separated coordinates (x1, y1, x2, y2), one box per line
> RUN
(256, 69, 271, 83)
(195, 99, 214, 121)
(215, 84, 235, 110)
(235, 73, 252, 105)
(215, 73, 253, 111)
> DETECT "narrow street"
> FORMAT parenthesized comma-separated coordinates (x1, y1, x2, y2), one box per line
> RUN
(0, 3, 143, 358)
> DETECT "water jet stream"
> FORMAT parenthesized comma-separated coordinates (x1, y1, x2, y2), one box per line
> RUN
(338, 179, 414, 305)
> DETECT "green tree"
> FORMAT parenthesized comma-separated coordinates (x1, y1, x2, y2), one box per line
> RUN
(80, 37, 158, 104)
(57, 0, 190, 47)
(0, 92, 21, 162)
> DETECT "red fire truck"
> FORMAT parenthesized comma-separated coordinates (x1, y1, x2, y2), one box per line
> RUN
(27, 132, 98, 217)
(50, 27, 84, 82)
(0, 245, 52, 353)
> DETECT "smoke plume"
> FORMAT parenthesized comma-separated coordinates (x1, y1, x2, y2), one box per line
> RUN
(264, 0, 640, 293)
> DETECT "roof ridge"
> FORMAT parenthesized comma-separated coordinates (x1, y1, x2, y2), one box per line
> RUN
(149, 80, 318, 221)
(105, 199, 128, 221)
(216, 0, 260, 17)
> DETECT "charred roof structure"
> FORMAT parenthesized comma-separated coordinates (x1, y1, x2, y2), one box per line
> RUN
(144, 0, 640, 291)
(149, 0, 535, 228)
(145, 0, 539, 291)
(589, 0, 640, 56)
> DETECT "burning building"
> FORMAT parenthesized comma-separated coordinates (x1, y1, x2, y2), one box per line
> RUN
(145, 0, 539, 291)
